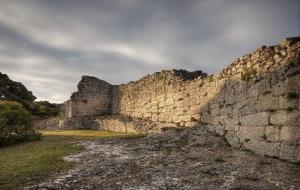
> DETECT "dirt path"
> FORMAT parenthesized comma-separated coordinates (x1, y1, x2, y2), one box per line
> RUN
(26, 127, 300, 190)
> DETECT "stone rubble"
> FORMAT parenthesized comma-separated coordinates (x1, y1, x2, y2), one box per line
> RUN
(26, 126, 300, 190)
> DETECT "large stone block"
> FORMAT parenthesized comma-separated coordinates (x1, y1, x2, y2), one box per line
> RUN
(215, 125, 225, 136)
(248, 79, 271, 97)
(191, 114, 201, 122)
(151, 113, 159, 122)
(280, 126, 300, 142)
(239, 112, 270, 126)
(172, 115, 183, 123)
(279, 142, 300, 163)
(225, 131, 241, 148)
(256, 94, 279, 111)
(243, 140, 280, 158)
(265, 126, 280, 142)
(184, 122, 197, 127)
(225, 124, 240, 132)
(224, 116, 239, 125)
(278, 96, 298, 110)
(182, 115, 193, 122)
(270, 110, 300, 126)
(237, 126, 265, 142)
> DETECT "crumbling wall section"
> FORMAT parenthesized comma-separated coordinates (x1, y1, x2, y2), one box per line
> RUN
(113, 38, 300, 162)
(70, 76, 112, 117)
(60, 37, 300, 162)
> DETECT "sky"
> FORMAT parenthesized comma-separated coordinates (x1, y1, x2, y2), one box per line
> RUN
(0, 0, 299, 103)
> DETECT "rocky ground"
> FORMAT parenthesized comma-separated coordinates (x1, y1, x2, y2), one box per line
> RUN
(26, 127, 300, 190)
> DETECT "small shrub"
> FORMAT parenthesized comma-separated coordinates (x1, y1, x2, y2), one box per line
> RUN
(241, 67, 257, 81)
(0, 101, 40, 146)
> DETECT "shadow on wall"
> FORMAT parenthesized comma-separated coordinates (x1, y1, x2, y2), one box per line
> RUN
(197, 59, 300, 163)
(110, 38, 300, 162)
(56, 38, 299, 163)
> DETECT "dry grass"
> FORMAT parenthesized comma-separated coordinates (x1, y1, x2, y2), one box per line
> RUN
(40, 130, 138, 138)
(0, 130, 142, 189)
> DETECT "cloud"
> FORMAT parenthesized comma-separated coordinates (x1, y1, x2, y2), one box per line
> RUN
(0, 0, 299, 103)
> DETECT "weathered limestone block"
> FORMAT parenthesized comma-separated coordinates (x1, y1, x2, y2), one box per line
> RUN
(209, 103, 220, 114)
(274, 54, 283, 63)
(151, 113, 159, 122)
(237, 126, 265, 142)
(182, 115, 193, 122)
(215, 125, 225, 136)
(225, 124, 240, 132)
(272, 75, 300, 96)
(280, 126, 300, 142)
(278, 96, 298, 110)
(184, 122, 197, 127)
(224, 92, 236, 105)
(212, 115, 225, 125)
(186, 105, 200, 114)
(279, 142, 300, 163)
(143, 112, 151, 119)
(200, 112, 212, 124)
(248, 79, 271, 97)
(225, 131, 241, 148)
(224, 116, 239, 125)
(239, 112, 270, 126)
(172, 115, 183, 123)
(265, 126, 280, 141)
(165, 114, 173, 123)
(256, 94, 279, 111)
(243, 140, 280, 158)
(191, 114, 201, 122)
(238, 97, 258, 116)
(270, 110, 300, 126)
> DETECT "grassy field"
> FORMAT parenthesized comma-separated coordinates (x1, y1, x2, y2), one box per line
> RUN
(0, 130, 141, 190)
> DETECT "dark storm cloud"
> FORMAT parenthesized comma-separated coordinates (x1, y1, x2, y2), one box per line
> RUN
(0, 0, 299, 102)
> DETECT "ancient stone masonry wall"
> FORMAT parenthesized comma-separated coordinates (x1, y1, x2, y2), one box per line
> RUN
(69, 76, 112, 117)
(113, 38, 300, 162)
(60, 37, 300, 162)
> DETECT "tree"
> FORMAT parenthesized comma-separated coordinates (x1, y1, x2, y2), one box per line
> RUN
(0, 101, 40, 146)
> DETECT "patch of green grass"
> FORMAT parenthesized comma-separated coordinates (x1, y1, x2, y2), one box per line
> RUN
(39, 130, 141, 139)
(0, 130, 143, 189)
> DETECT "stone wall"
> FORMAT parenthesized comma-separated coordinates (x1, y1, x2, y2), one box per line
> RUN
(112, 37, 300, 162)
(61, 37, 300, 162)
(69, 76, 112, 117)
(95, 115, 179, 134)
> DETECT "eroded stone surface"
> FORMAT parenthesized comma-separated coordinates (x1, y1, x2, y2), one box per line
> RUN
(26, 127, 300, 190)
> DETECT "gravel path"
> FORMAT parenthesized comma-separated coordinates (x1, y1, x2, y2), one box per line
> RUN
(26, 127, 300, 190)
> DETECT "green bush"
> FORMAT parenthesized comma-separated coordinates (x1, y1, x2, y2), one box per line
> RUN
(0, 101, 40, 146)
(30, 101, 59, 118)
